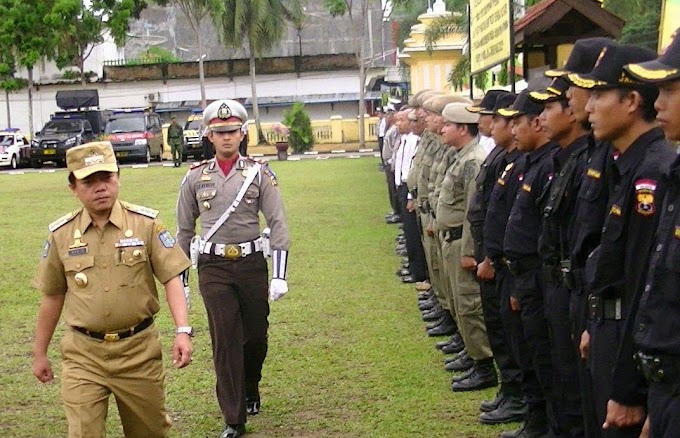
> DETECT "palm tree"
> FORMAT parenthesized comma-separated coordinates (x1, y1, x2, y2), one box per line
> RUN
(212, 0, 302, 143)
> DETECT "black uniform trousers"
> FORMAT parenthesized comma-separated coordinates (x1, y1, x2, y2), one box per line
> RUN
(386, 170, 399, 215)
(648, 378, 680, 437)
(378, 136, 385, 165)
(397, 184, 427, 281)
(544, 278, 584, 437)
(497, 266, 541, 407)
(477, 256, 522, 394)
(198, 252, 270, 425)
(570, 283, 600, 438)
(588, 319, 642, 437)
(513, 267, 560, 434)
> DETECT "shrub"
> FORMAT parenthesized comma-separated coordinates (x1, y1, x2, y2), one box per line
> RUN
(282, 102, 314, 153)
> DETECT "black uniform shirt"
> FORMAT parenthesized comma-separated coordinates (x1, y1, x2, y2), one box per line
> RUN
(539, 136, 589, 264)
(570, 137, 613, 267)
(467, 145, 508, 257)
(635, 154, 680, 356)
(504, 142, 560, 260)
(483, 148, 524, 262)
(584, 127, 674, 406)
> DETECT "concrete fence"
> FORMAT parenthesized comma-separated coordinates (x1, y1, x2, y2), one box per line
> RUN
(246, 115, 379, 147)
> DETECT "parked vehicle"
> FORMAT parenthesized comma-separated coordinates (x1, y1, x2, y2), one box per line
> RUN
(103, 108, 163, 163)
(0, 128, 30, 169)
(30, 116, 96, 168)
(183, 110, 204, 160)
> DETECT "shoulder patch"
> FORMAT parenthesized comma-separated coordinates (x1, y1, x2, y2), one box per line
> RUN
(121, 201, 159, 219)
(262, 164, 278, 186)
(48, 209, 81, 232)
(463, 160, 479, 183)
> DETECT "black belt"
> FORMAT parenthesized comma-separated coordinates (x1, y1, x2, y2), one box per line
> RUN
(635, 351, 680, 384)
(443, 226, 463, 243)
(505, 256, 542, 276)
(587, 295, 622, 321)
(72, 317, 154, 342)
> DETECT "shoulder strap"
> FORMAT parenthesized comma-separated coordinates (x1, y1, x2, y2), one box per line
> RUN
(49, 209, 81, 232)
(203, 162, 262, 242)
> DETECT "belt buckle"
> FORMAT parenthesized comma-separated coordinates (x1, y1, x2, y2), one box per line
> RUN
(224, 245, 241, 260)
(104, 333, 120, 342)
(588, 295, 599, 320)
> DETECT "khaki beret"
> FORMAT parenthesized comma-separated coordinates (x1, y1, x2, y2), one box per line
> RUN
(203, 99, 248, 132)
(66, 141, 119, 180)
(442, 102, 480, 124)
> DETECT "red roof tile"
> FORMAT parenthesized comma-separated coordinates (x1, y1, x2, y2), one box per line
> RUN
(514, 0, 559, 32)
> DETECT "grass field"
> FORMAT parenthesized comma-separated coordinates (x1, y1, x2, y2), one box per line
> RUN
(0, 158, 514, 437)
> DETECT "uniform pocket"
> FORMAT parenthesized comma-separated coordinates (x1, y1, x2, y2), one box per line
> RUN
(63, 256, 95, 291)
(115, 247, 149, 287)
(244, 187, 260, 206)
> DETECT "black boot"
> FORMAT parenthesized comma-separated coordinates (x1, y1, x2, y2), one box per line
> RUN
(451, 358, 498, 392)
(445, 350, 474, 372)
(479, 394, 526, 424)
(422, 306, 446, 322)
(500, 405, 548, 438)
(427, 318, 456, 337)
(441, 334, 465, 354)
(479, 389, 504, 412)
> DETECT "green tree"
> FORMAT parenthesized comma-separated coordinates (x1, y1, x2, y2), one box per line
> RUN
(211, 0, 303, 144)
(604, 0, 662, 50)
(46, 0, 152, 86)
(282, 102, 314, 152)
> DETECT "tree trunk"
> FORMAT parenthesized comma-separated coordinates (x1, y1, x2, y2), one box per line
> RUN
(80, 50, 86, 86)
(248, 39, 265, 144)
(5, 89, 11, 128)
(358, 46, 366, 148)
(198, 33, 206, 109)
(27, 68, 34, 136)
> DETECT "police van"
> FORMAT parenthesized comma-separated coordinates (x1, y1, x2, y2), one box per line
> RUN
(103, 108, 164, 163)
(183, 110, 203, 160)
(0, 128, 30, 169)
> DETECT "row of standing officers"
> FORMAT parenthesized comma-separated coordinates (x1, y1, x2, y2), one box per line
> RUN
(381, 32, 680, 438)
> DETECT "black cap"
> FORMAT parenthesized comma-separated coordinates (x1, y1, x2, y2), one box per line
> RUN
(497, 90, 543, 117)
(528, 77, 569, 103)
(545, 37, 615, 77)
(467, 89, 510, 114)
(492, 93, 517, 117)
(625, 31, 680, 83)
(566, 43, 657, 89)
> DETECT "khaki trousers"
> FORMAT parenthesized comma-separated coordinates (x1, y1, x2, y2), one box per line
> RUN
(420, 212, 447, 309)
(441, 238, 492, 361)
(61, 326, 170, 438)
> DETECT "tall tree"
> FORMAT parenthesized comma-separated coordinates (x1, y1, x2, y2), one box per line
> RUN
(165, 0, 220, 109)
(46, 0, 152, 86)
(211, 0, 302, 144)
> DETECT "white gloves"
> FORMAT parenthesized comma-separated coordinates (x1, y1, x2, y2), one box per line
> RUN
(269, 278, 288, 301)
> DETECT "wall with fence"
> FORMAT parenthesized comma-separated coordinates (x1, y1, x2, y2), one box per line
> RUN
(247, 116, 379, 147)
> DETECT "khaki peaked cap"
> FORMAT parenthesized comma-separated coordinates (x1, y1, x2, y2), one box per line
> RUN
(442, 102, 479, 124)
(426, 95, 473, 114)
(66, 141, 119, 180)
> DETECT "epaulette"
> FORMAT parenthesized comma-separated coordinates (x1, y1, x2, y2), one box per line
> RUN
(48, 209, 82, 232)
(245, 156, 266, 165)
(121, 201, 159, 219)
(190, 160, 210, 170)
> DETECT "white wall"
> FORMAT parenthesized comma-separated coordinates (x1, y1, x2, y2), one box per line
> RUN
(1, 70, 362, 135)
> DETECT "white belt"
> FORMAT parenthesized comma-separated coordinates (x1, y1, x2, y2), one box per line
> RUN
(198, 237, 263, 259)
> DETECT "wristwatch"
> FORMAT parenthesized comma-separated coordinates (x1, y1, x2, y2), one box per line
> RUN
(175, 326, 194, 337)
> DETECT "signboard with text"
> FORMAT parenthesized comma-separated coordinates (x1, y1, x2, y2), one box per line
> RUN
(469, 0, 512, 75)
(659, 0, 680, 52)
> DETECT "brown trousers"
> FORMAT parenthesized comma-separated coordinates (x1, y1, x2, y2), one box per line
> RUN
(198, 252, 270, 425)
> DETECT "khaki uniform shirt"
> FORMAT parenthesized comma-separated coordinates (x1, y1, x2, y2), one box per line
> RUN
(416, 133, 444, 209)
(435, 138, 486, 258)
(176, 156, 290, 255)
(429, 146, 458, 218)
(33, 201, 191, 333)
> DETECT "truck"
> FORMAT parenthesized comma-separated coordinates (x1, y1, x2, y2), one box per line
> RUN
(29, 90, 106, 168)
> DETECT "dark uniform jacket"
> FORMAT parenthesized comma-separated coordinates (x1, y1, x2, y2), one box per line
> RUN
(539, 136, 589, 266)
(585, 127, 675, 405)
(504, 142, 560, 260)
(483, 148, 524, 263)
(635, 154, 680, 357)
(468, 145, 508, 261)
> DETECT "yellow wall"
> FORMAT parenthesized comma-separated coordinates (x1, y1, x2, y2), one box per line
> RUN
(246, 117, 379, 147)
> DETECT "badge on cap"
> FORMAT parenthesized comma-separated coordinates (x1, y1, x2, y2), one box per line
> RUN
(217, 103, 231, 120)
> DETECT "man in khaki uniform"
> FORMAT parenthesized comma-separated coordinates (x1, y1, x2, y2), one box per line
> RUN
(32, 141, 193, 438)
(435, 102, 496, 392)
(176, 99, 290, 438)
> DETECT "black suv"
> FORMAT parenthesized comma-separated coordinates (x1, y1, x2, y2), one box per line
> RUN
(30, 116, 95, 168)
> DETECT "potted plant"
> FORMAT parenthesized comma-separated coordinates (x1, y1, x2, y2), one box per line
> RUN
(271, 123, 290, 160)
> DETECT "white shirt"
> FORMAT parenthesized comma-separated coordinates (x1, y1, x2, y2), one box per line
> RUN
(479, 135, 496, 156)
(395, 133, 419, 186)
(378, 118, 387, 137)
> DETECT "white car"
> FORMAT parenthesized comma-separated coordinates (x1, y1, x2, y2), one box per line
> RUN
(0, 129, 30, 169)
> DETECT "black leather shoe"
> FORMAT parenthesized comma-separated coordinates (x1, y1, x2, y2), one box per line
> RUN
(397, 249, 407, 256)
(451, 361, 498, 392)
(445, 352, 474, 372)
(418, 296, 437, 311)
(499, 407, 548, 438)
(444, 348, 468, 364)
(396, 268, 410, 276)
(400, 275, 416, 283)
(395, 244, 406, 252)
(479, 389, 504, 412)
(452, 366, 475, 383)
(246, 398, 260, 415)
(220, 424, 246, 438)
(385, 214, 402, 224)
(435, 335, 456, 350)
(479, 395, 526, 425)
(427, 321, 456, 337)
(441, 337, 465, 355)
(422, 307, 445, 322)
(418, 289, 433, 301)
(426, 315, 447, 330)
